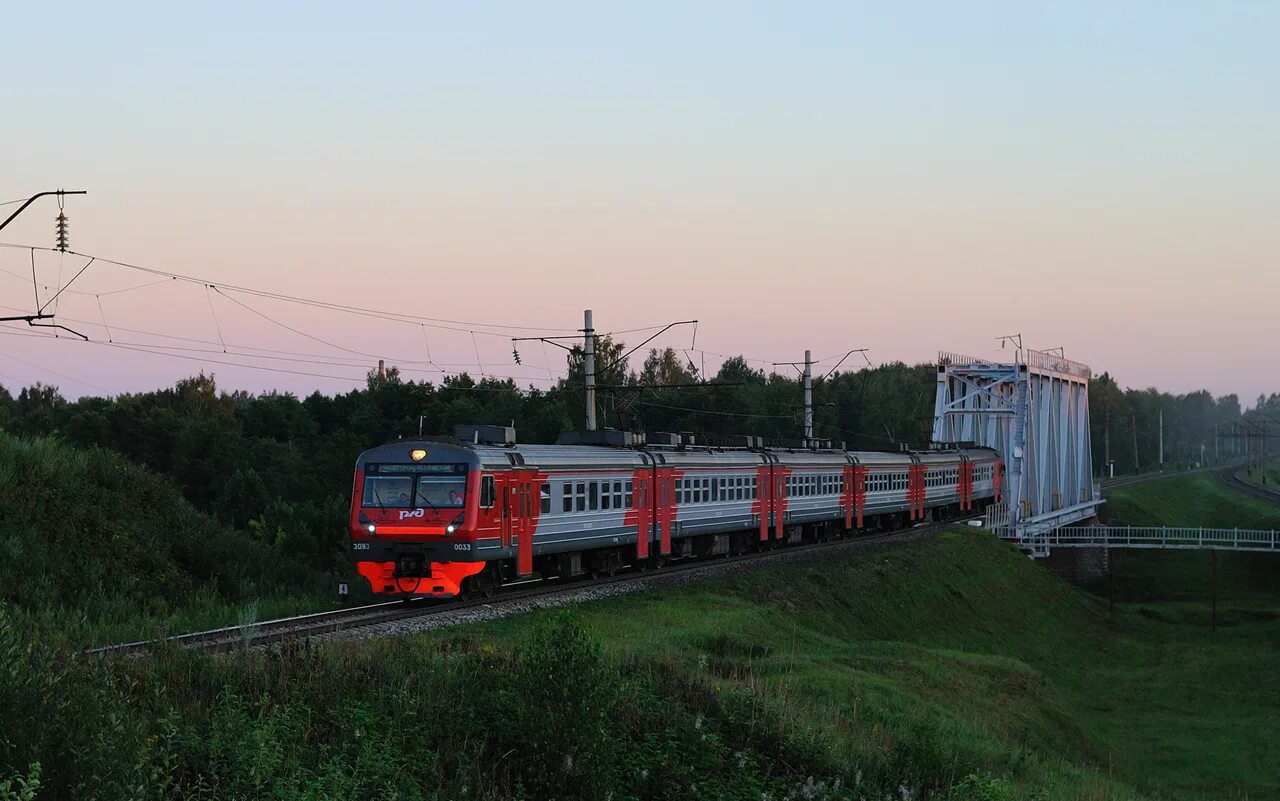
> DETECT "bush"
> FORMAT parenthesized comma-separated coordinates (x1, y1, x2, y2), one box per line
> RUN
(0, 432, 328, 639)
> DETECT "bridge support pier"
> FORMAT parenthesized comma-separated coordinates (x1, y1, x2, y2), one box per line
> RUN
(1043, 545, 1110, 585)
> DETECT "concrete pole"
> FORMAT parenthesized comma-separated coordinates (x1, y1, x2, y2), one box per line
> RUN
(802, 349, 814, 444)
(583, 309, 597, 431)
(1104, 409, 1111, 475)
(1132, 410, 1140, 471)
(1158, 408, 1164, 471)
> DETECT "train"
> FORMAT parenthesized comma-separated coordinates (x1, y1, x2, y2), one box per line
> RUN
(349, 426, 1003, 598)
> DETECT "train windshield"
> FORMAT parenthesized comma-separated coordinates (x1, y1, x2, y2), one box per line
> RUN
(362, 463, 468, 509)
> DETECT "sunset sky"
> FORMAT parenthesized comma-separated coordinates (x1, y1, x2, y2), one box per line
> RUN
(3, 2, 1277, 403)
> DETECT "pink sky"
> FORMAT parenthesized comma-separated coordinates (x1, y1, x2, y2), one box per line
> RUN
(2, 4, 1277, 404)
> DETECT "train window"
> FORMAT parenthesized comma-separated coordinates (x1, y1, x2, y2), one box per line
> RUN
(625, 481, 633, 507)
(588, 482, 598, 511)
(563, 483, 573, 513)
(540, 483, 551, 514)
(363, 476, 413, 508)
(601, 483, 610, 510)
(576, 483, 587, 512)
(480, 476, 495, 509)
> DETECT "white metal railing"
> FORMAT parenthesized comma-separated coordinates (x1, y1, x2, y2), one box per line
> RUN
(1018, 349, 1092, 380)
(936, 351, 989, 368)
(1010, 525, 1280, 553)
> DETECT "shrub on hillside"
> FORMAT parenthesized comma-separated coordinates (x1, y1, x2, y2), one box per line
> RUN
(0, 432, 326, 627)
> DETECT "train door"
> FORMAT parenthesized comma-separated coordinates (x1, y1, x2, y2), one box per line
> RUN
(853, 465, 867, 527)
(907, 459, 926, 520)
(756, 464, 771, 542)
(634, 469, 652, 561)
(499, 473, 514, 550)
(772, 465, 787, 540)
(514, 471, 536, 576)
(842, 464, 854, 530)
(655, 465, 674, 556)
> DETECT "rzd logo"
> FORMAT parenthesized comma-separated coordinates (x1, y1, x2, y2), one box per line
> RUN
(398, 508, 425, 521)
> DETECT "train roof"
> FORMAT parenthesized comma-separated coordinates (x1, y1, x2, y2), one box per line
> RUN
(358, 437, 998, 471)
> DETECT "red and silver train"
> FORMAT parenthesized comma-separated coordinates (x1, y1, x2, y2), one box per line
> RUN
(349, 426, 1002, 598)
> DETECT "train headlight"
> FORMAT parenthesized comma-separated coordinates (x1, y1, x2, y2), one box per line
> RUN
(446, 524, 456, 534)
(365, 523, 377, 536)
(410, 449, 427, 462)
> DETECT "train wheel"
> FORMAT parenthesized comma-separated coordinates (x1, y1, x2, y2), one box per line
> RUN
(476, 567, 500, 599)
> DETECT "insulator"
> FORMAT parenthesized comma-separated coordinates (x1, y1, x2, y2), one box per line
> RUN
(512, 347, 522, 365)
(54, 212, 70, 252)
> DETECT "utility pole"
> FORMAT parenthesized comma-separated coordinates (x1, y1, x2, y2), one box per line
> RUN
(583, 309, 597, 431)
(1132, 410, 1140, 472)
(1214, 424, 1219, 463)
(1104, 408, 1111, 475)
(1158, 408, 1164, 471)
(1264, 421, 1269, 484)
(511, 313, 696, 435)
(802, 349, 813, 444)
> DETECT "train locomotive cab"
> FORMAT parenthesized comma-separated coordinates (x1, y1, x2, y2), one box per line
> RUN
(349, 440, 486, 598)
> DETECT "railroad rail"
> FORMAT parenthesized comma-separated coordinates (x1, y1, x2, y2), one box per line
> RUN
(1221, 467, 1280, 505)
(86, 518, 971, 657)
(1099, 464, 1221, 490)
(91, 465, 1275, 656)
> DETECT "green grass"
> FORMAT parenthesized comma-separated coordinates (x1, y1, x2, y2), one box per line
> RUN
(5, 443, 1278, 799)
(1101, 472, 1280, 605)
(1240, 459, 1280, 492)
(419, 471, 1280, 800)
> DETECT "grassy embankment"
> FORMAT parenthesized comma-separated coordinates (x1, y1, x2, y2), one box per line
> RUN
(0, 431, 335, 647)
(1239, 459, 1280, 493)
(3, 436, 1278, 799)
(442, 473, 1280, 801)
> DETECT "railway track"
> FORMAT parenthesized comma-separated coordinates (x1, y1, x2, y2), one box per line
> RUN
(1100, 465, 1218, 490)
(88, 517, 973, 657)
(1220, 467, 1280, 505)
(93, 466, 1257, 656)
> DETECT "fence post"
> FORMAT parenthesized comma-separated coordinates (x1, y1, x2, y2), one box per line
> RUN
(1211, 548, 1217, 634)
(1109, 547, 1116, 614)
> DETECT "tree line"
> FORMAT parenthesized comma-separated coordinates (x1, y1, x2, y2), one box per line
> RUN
(0, 341, 1263, 577)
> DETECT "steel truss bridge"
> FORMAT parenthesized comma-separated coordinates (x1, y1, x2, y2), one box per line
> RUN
(933, 348, 1101, 550)
(932, 350, 1280, 557)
